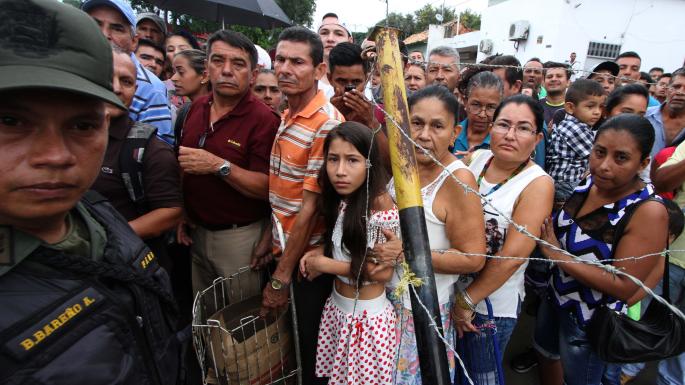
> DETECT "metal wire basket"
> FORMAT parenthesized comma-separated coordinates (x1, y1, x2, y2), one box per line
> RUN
(192, 267, 301, 385)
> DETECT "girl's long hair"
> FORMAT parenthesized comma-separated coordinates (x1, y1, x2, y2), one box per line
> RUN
(320, 121, 389, 283)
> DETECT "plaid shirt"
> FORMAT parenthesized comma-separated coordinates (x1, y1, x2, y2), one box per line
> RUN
(545, 114, 595, 186)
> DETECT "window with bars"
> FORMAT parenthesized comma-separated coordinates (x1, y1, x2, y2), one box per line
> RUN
(586, 42, 622, 59)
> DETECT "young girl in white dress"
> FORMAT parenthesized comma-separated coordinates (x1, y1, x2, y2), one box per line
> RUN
(300, 122, 400, 385)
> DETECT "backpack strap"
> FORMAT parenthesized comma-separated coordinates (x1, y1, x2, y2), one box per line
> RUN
(174, 102, 192, 152)
(613, 196, 662, 246)
(119, 122, 156, 216)
(82, 189, 110, 205)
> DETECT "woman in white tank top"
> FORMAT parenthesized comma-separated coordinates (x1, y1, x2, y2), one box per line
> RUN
(375, 86, 487, 384)
(453, 95, 554, 378)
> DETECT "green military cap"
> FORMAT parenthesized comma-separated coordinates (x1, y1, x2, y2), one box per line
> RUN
(0, 0, 126, 110)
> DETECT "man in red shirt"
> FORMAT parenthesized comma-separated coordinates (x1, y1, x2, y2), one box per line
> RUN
(177, 30, 280, 296)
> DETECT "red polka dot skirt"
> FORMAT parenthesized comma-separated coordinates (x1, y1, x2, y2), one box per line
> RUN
(315, 290, 398, 385)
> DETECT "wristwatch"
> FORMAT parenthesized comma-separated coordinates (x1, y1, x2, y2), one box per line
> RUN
(270, 277, 289, 291)
(217, 160, 231, 177)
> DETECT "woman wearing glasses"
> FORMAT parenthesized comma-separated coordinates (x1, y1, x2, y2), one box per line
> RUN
(453, 95, 554, 379)
(373, 85, 487, 384)
(453, 71, 503, 158)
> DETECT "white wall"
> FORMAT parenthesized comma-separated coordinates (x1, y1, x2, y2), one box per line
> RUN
(426, 26, 481, 54)
(476, 0, 685, 73)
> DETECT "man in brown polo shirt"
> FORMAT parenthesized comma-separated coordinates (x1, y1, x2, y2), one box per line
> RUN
(177, 30, 280, 296)
(91, 47, 182, 271)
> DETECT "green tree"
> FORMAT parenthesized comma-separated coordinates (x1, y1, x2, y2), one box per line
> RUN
(371, 4, 471, 37)
(413, 4, 455, 33)
(375, 12, 416, 37)
(351, 32, 367, 45)
(459, 9, 481, 31)
(275, 0, 316, 28)
(129, 0, 155, 12)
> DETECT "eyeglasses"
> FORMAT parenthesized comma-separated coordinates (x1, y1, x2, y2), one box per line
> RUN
(466, 102, 498, 117)
(491, 120, 538, 137)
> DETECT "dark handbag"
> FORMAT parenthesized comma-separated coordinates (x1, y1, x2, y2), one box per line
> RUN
(586, 197, 685, 363)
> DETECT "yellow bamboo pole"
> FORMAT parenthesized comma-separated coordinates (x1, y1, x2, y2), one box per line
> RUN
(371, 27, 451, 385)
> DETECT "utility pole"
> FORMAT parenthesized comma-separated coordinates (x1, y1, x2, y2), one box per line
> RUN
(385, 0, 389, 26)
(371, 26, 452, 385)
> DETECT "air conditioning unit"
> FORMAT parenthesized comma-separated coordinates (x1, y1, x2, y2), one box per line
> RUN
(508, 20, 530, 41)
(479, 39, 493, 54)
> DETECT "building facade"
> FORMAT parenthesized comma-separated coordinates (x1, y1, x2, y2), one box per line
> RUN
(478, 0, 684, 73)
(427, 0, 685, 73)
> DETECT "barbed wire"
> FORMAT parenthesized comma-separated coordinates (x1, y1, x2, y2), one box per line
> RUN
(343, 53, 481, 385)
(331, 49, 677, 385)
(372, 95, 685, 323)
(336, 48, 685, 385)
(362, 48, 669, 86)
(408, 284, 476, 385)
(371, 248, 681, 266)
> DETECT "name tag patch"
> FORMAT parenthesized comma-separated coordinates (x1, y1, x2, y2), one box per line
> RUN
(5, 287, 104, 360)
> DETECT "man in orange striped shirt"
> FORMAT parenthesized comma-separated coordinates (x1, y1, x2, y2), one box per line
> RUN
(261, 26, 343, 384)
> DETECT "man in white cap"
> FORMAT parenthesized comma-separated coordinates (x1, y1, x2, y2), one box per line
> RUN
(255, 44, 272, 69)
(317, 12, 353, 99)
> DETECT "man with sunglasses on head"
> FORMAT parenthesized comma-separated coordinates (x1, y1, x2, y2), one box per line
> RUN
(176, 30, 280, 297)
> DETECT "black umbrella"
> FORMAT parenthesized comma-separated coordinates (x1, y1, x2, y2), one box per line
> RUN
(149, 0, 292, 29)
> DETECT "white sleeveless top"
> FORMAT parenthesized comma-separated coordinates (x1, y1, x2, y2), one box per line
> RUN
(460, 150, 551, 318)
(332, 201, 401, 285)
(388, 159, 467, 308)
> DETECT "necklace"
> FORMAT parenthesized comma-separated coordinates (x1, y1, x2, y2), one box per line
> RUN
(477, 156, 529, 196)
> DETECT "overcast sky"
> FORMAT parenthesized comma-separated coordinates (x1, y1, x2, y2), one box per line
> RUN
(313, 0, 489, 32)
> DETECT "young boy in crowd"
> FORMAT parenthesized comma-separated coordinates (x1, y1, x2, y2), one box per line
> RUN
(546, 79, 606, 204)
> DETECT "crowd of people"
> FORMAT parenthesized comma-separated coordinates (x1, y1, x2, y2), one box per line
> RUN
(1, 1, 685, 385)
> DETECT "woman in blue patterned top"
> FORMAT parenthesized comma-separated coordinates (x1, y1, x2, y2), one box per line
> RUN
(532, 114, 670, 385)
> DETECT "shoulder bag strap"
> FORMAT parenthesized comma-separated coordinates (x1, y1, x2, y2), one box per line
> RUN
(664, 238, 671, 303)
(614, 196, 671, 303)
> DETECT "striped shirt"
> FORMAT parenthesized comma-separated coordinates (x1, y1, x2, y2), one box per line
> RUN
(269, 90, 343, 253)
(130, 55, 173, 146)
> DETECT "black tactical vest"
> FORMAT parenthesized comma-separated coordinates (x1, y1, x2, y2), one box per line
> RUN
(0, 192, 182, 385)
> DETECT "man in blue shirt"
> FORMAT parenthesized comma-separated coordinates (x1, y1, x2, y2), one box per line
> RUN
(82, 0, 173, 145)
(646, 68, 685, 157)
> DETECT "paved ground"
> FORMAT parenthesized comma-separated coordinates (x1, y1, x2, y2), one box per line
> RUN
(502, 309, 656, 385)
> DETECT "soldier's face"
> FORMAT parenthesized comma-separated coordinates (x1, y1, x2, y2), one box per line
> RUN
(0, 90, 109, 228)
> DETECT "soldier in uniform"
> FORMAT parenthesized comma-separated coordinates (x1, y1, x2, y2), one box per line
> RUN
(0, 1, 182, 384)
